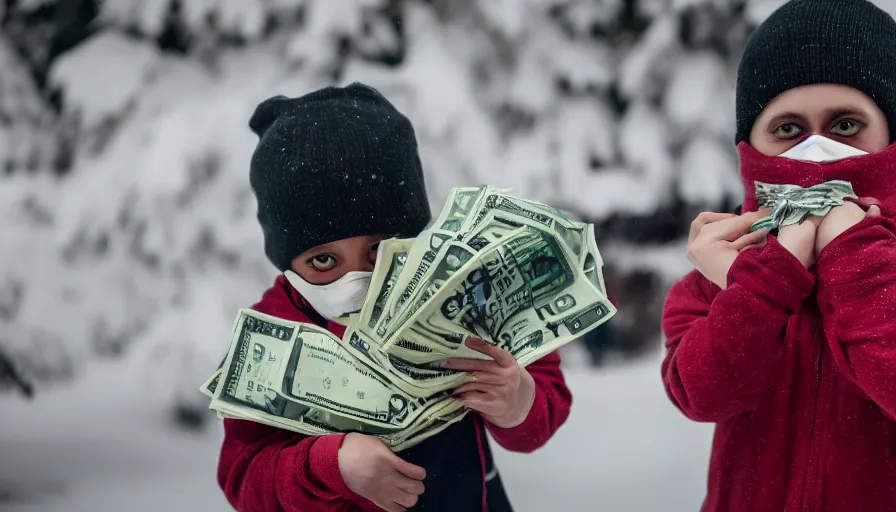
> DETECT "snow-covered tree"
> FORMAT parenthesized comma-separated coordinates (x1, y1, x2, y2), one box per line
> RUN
(0, 0, 867, 406)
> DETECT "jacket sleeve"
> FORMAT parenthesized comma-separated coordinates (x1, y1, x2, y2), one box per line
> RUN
(216, 291, 376, 512)
(661, 238, 815, 422)
(485, 351, 572, 453)
(218, 419, 378, 512)
(816, 215, 896, 421)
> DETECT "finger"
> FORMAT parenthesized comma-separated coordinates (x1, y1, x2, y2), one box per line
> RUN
(393, 474, 425, 495)
(867, 205, 882, 218)
(705, 212, 765, 241)
(378, 501, 405, 512)
(730, 229, 768, 251)
(739, 236, 768, 252)
(455, 391, 494, 412)
(392, 456, 426, 481)
(465, 338, 516, 368)
(453, 382, 501, 396)
(856, 196, 881, 208)
(442, 358, 500, 373)
(392, 492, 419, 509)
(469, 371, 506, 385)
(689, 212, 736, 243)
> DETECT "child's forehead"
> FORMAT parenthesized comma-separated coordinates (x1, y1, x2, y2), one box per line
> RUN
(761, 85, 882, 116)
(301, 234, 385, 254)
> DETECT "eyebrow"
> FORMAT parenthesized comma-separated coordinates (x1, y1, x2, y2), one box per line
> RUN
(764, 107, 871, 130)
(301, 245, 338, 258)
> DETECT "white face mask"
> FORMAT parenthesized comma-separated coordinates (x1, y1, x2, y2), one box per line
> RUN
(284, 270, 372, 320)
(778, 134, 868, 163)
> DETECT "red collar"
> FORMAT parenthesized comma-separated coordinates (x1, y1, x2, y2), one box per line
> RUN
(738, 141, 896, 211)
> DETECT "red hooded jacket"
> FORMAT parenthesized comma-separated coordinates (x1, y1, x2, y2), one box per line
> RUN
(662, 143, 896, 512)
(217, 275, 572, 512)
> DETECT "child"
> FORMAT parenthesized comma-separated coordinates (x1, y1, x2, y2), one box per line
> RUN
(217, 83, 572, 512)
(662, 1, 896, 511)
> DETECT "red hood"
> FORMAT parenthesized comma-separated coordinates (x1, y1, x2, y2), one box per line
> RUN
(737, 140, 896, 212)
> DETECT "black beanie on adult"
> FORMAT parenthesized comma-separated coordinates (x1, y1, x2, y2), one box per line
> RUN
(736, 0, 896, 144)
(249, 83, 431, 272)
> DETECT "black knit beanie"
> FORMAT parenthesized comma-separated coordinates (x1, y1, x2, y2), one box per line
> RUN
(736, 0, 896, 144)
(249, 83, 431, 272)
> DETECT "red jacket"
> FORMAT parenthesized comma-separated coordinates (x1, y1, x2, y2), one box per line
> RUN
(662, 214, 896, 512)
(217, 275, 572, 512)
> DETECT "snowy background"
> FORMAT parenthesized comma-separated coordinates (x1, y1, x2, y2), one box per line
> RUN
(3, 0, 893, 511)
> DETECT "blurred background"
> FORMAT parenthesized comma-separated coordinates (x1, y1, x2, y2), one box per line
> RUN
(3, 0, 889, 511)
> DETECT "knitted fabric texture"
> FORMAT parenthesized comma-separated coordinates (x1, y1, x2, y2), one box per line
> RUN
(249, 83, 431, 272)
(735, 0, 896, 143)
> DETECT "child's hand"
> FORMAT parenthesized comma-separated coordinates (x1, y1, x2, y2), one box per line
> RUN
(686, 210, 769, 289)
(815, 200, 881, 256)
(338, 433, 426, 512)
(443, 338, 536, 429)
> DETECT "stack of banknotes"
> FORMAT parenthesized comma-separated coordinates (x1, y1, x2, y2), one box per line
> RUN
(200, 186, 616, 451)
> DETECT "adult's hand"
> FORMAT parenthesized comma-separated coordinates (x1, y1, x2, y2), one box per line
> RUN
(686, 210, 769, 289)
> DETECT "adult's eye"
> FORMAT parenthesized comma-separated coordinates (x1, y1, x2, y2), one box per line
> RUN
(830, 119, 861, 137)
(773, 122, 803, 139)
(309, 254, 337, 271)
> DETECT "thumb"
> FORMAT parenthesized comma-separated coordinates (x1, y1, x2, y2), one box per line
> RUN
(867, 205, 882, 218)
(391, 454, 426, 480)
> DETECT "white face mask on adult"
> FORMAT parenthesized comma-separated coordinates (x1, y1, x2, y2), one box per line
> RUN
(284, 270, 372, 320)
(778, 134, 868, 162)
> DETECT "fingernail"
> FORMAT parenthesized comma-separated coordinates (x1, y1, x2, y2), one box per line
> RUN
(466, 337, 484, 346)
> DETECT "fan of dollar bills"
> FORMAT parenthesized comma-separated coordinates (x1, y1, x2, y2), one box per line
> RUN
(200, 186, 616, 451)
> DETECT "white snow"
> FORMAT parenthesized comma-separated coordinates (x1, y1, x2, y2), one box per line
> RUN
(0, 351, 713, 512)
(678, 135, 742, 207)
(664, 52, 728, 134)
(602, 240, 694, 286)
(98, 0, 171, 37)
(618, 13, 678, 99)
(744, 0, 788, 24)
(50, 32, 160, 130)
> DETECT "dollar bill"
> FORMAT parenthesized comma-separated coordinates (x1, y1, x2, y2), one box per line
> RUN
(200, 367, 222, 399)
(215, 310, 451, 431)
(384, 226, 616, 366)
(359, 238, 413, 335)
(750, 180, 858, 232)
(580, 224, 607, 297)
(373, 229, 458, 339)
(383, 240, 478, 338)
(465, 192, 580, 240)
(432, 186, 490, 233)
(341, 326, 470, 396)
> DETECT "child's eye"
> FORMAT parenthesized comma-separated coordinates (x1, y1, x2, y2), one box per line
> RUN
(308, 254, 337, 271)
(830, 119, 862, 137)
(773, 122, 803, 139)
(368, 242, 381, 264)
